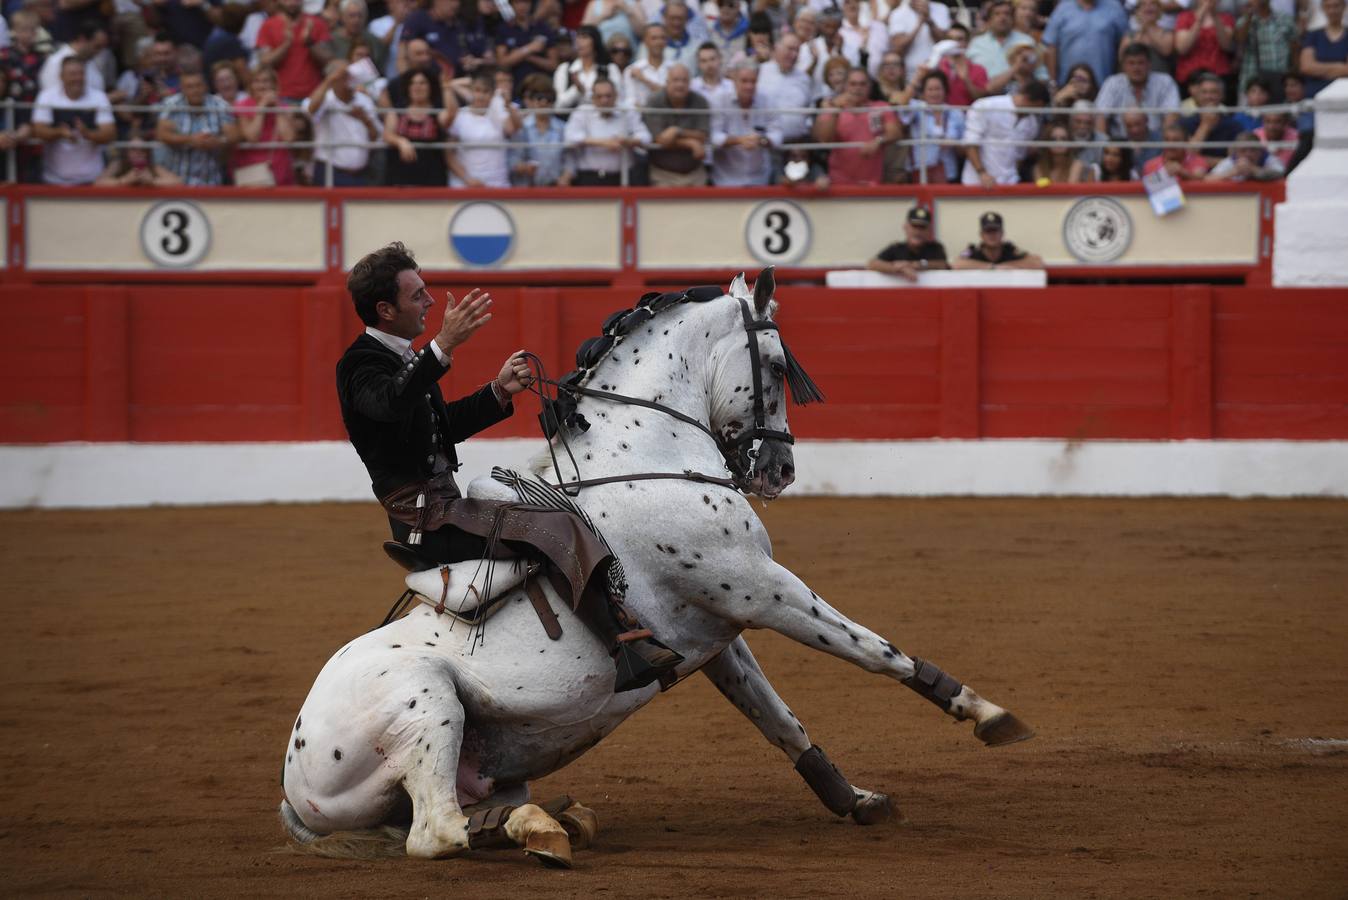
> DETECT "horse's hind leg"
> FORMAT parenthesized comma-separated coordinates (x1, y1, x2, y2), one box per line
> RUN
(400, 689, 573, 865)
(703, 560, 1034, 746)
(702, 635, 895, 824)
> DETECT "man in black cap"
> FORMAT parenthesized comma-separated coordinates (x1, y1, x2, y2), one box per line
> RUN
(952, 211, 1045, 270)
(867, 206, 950, 282)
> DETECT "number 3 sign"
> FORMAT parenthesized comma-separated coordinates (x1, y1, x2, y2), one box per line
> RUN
(139, 201, 211, 268)
(744, 200, 811, 266)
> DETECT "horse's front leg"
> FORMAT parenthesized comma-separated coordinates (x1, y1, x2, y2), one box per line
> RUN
(702, 635, 895, 824)
(697, 560, 1034, 747)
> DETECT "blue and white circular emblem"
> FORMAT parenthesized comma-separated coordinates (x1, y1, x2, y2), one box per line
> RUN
(448, 202, 515, 267)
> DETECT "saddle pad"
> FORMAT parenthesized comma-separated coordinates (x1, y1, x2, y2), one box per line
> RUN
(490, 468, 628, 598)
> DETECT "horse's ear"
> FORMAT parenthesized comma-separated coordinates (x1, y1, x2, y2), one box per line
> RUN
(752, 266, 776, 315)
(728, 272, 749, 300)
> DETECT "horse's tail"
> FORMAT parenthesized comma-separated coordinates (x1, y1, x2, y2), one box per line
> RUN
(278, 800, 409, 859)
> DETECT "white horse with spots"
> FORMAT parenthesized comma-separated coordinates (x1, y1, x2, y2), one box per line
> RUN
(280, 269, 1033, 865)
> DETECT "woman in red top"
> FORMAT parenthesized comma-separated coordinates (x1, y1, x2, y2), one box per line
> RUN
(383, 69, 453, 186)
(1175, 0, 1235, 91)
(233, 67, 297, 186)
(812, 67, 901, 187)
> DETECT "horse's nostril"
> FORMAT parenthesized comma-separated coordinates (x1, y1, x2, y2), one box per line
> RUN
(780, 464, 795, 481)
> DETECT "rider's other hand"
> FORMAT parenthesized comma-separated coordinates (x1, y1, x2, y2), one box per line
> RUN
(495, 349, 533, 395)
(434, 288, 492, 354)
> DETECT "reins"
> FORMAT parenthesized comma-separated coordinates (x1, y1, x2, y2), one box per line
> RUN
(513, 288, 822, 496)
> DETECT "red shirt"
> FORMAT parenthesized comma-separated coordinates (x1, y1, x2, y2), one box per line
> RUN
(1174, 11, 1235, 84)
(257, 13, 331, 100)
(939, 57, 989, 107)
(232, 95, 295, 185)
(1143, 151, 1208, 178)
(827, 102, 897, 186)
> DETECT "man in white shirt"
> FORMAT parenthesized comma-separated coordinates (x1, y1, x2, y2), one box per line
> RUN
(31, 56, 115, 185)
(564, 76, 652, 184)
(624, 22, 673, 107)
(38, 22, 108, 94)
(308, 60, 381, 185)
(887, 0, 951, 78)
(755, 32, 812, 141)
(961, 80, 1049, 186)
(711, 60, 779, 185)
(691, 42, 734, 109)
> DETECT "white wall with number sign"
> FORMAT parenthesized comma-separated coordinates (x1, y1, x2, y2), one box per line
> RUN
(24, 198, 327, 271)
(341, 199, 623, 271)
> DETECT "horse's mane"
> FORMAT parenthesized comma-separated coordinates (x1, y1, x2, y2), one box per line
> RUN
(539, 285, 729, 438)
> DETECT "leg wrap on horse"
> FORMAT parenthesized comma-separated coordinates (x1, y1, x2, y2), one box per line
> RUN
(794, 745, 857, 817)
(465, 804, 517, 849)
(903, 657, 963, 712)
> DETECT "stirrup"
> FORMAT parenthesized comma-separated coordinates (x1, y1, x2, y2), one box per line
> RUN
(612, 635, 684, 694)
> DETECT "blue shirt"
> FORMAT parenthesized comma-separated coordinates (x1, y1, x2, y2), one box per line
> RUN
(1303, 27, 1348, 97)
(157, 93, 235, 186)
(402, 9, 491, 74)
(1043, 0, 1130, 86)
(510, 114, 568, 185)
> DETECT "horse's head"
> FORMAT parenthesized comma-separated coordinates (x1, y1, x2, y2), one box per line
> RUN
(709, 267, 823, 500)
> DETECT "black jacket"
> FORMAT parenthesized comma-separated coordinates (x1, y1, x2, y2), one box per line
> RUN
(336, 332, 512, 499)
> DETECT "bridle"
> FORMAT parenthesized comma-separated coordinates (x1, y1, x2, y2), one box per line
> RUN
(522, 292, 823, 496)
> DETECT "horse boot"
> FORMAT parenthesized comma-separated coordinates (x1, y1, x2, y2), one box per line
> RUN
(575, 587, 684, 693)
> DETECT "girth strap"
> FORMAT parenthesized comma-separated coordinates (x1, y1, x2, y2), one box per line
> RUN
(524, 577, 563, 641)
(546, 471, 739, 492)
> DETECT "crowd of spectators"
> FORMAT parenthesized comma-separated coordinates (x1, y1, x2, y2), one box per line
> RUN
(0, 0, 1339, 187)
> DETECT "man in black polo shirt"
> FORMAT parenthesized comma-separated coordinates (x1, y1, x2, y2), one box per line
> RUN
(867, 206, 950, 281)
(952, 211, 1045, 270)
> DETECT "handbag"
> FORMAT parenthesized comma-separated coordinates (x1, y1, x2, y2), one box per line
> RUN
(234, 160, 276, 187)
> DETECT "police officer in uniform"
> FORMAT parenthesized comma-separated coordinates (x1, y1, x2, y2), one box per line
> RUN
(952, 211, 1046, 270)
(867, 206, 951, 281)
(337, 242, 683, 692)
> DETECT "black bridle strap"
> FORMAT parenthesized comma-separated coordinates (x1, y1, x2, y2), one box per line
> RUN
(733, 299, 795, 450)
(553, 382, 722, 444)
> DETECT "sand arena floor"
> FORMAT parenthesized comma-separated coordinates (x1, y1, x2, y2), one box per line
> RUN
(1, 497, 1345, 898)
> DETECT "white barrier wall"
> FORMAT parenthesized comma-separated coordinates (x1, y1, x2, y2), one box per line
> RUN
(1274, 78, 1348, 286)
(2, 440, 1345, 508)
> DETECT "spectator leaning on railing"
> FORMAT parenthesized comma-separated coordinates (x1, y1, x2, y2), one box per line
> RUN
(446, 69, 520, 188)
(902, 69, 964, 183)
(563, 75, 649, 185)
(233, 65, 295, 186)
(866, 205, 949, 281)
(642, 62, 709, 186)
(32, 54, 114, 185)
(710, 59, 779, 186)
(382, 66, 450, 186)
(155, 68, 238, 185)
(953, 211, 1045, 270)
(511, 72, 571, 185)
(1206, 129, 1286, 180)
(961, 78, 1048, 187)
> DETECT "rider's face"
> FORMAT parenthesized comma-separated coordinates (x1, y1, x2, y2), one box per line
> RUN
(381, 269, 434, 339)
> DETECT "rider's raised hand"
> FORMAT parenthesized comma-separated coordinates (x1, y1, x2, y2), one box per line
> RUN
(434, 288, 492, 355)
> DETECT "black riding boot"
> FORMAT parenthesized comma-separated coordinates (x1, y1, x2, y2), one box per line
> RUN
(574, 588, 684, 693)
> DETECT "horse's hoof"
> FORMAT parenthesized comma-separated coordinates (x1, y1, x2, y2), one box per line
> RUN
(850, 791, 896, 826)
(557, 803, 599, 850)
(974, 711, 1036, 747)
(523, 830, 573, 869)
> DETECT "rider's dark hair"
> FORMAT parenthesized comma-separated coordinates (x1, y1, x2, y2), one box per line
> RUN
(348, 242, 417, 326)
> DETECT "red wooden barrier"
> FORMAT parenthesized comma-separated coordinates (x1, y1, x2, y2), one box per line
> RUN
(1, 283, 1345, 443)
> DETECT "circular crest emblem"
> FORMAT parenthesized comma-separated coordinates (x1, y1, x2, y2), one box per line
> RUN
(1062, 196, 1133, 263)
(449, 202, 515, 267)
(140, 200, 211, 268)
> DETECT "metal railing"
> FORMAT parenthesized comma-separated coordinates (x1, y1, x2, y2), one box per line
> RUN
(0, 95, 1311, 187)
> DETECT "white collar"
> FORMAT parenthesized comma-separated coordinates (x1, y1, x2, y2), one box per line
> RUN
(365, 326, 413, 357)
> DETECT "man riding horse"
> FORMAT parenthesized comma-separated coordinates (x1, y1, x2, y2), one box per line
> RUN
(337, 242, 683, 692)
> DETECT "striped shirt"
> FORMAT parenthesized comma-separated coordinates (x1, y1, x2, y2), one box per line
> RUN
(157, 93, 235, 185)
